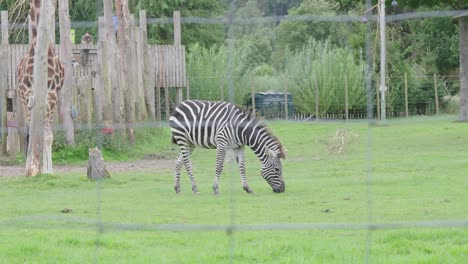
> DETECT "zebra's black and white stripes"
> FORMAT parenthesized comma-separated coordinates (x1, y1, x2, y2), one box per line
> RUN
(169, 100, 286, 194)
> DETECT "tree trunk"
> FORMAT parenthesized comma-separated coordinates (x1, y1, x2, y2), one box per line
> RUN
(458, 2, 468, 121)
(87, 147, 110, 179)
(103, 0, 120, 128)
(26, 0, 54, 176)
(115, 0, 135, 145)
(58, 0, 75, 146)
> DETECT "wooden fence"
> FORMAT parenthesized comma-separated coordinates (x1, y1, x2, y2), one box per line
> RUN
(1, 9, 188, 156)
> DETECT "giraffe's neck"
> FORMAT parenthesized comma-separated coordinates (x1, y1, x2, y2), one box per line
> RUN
(29, 0, 41, 40)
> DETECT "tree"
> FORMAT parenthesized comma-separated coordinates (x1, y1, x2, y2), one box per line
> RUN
(135, 0, 227, 47)
(58, 0, 75, 146)
(115, 0, 135, 145)
(26, 0, 54, 176)
(332, 0, 468, 121)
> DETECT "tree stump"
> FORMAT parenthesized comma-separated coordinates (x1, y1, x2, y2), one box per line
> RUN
(87, 147, 110, 179)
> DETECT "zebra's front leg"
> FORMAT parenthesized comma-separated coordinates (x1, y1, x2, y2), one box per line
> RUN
(213, 146, 227, 195)
(235, 148, 254, 194)
(174, 153, 183, 194)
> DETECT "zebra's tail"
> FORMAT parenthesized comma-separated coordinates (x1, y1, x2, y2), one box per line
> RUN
(171, 134, 177, 145)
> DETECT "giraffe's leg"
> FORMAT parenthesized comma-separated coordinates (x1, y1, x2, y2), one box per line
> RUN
(235, 148, 254, 194)
(174, 152, 183, 194)
(213, 145, 227, 195)
(42, 124, 53, 174)
(42, 92, 56, 174)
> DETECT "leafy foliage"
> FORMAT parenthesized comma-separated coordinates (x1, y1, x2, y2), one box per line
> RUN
(135, 0, 226, 46)
(284, 39, 366, 114)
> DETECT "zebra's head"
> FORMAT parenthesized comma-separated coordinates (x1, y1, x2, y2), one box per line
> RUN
(261, 147, 286, 193)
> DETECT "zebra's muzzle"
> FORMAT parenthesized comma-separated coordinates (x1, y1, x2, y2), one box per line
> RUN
(273, 181, 285, 193)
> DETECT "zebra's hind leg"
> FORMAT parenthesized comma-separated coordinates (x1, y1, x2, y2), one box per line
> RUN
(235, 148, 254, 194)
(213, 146, 227, 195)
(180, 148, 199, 194)
(174, 153, 183, 194)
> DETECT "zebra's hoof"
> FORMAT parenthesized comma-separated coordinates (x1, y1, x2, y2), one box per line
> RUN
(192, 186, 199, 194)
(243, 186, 254, 194)
(213, 186, 220, 195)
(174, 186, 181, 194)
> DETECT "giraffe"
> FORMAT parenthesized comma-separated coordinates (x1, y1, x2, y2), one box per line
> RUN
(16, 0, 64, 176)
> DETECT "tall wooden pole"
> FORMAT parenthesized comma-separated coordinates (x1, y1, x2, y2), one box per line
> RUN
(284, 77, 288, 120)
(404, 73, 409, 117)
(344, 75, 349, 121)
(250, 75, 255, 113)
(1, 11, 8, 154)
(173, 11, 183, 105)
(379, 1, 387, 121)
(0, 47, 7, 154)
(434, 73, 439, 115)
(314, 77, 319, 119)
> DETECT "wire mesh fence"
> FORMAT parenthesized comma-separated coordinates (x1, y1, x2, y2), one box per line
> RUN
(0, 2, 467, 263)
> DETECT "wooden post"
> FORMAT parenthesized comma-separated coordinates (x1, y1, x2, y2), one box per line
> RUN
(173, 11, 183, 105)
(220, 75, 224, 101)
(1, 13, 8, 153)
(103, 0, 115, 42)
(94, 20, 105, 124)
(186, 76, 190, 100)
(165, 87, 170, 120)
(0, 46, 7, 154)
(250, 75, 255, 113)
(1, 11, 8, 44)
(78, 78, 92, 130)
(284, 77, 288, 120)
(344, 75, 349, 121)
(51, 0, 56, 44)
(156, 85, 161, 121)
(434, 73, 439, 115)
(314, 77, 319, 119)
(404, 73, 409, 117)
(376, 79, 380, 120)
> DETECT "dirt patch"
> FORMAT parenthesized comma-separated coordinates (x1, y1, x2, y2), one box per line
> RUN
(0, 157, 175, 178)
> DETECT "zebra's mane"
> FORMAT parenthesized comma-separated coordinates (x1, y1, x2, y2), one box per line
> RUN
(238, 106, 287, 159)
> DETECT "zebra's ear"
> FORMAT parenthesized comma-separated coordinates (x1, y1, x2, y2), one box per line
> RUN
(278, 148, 287, 160)
(266, 148, 277, 159)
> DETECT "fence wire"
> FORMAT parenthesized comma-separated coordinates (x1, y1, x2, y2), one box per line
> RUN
(1, 6, 467, 263)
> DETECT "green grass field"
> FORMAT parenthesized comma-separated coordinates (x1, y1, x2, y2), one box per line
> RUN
(1, 116, 467, 263)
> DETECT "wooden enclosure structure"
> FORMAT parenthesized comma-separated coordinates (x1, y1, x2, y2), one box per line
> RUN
(0, 10, 187, 155)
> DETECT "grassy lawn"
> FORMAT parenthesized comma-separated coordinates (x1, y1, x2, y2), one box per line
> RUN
(0, 116, 467, 263)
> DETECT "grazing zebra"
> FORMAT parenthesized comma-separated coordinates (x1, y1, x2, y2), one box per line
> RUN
(169, 100, 286, 195)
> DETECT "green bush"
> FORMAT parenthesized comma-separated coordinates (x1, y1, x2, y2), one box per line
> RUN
(284, 39, 366, 114)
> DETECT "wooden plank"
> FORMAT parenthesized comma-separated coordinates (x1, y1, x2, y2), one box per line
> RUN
(181, 46, 187, 87)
